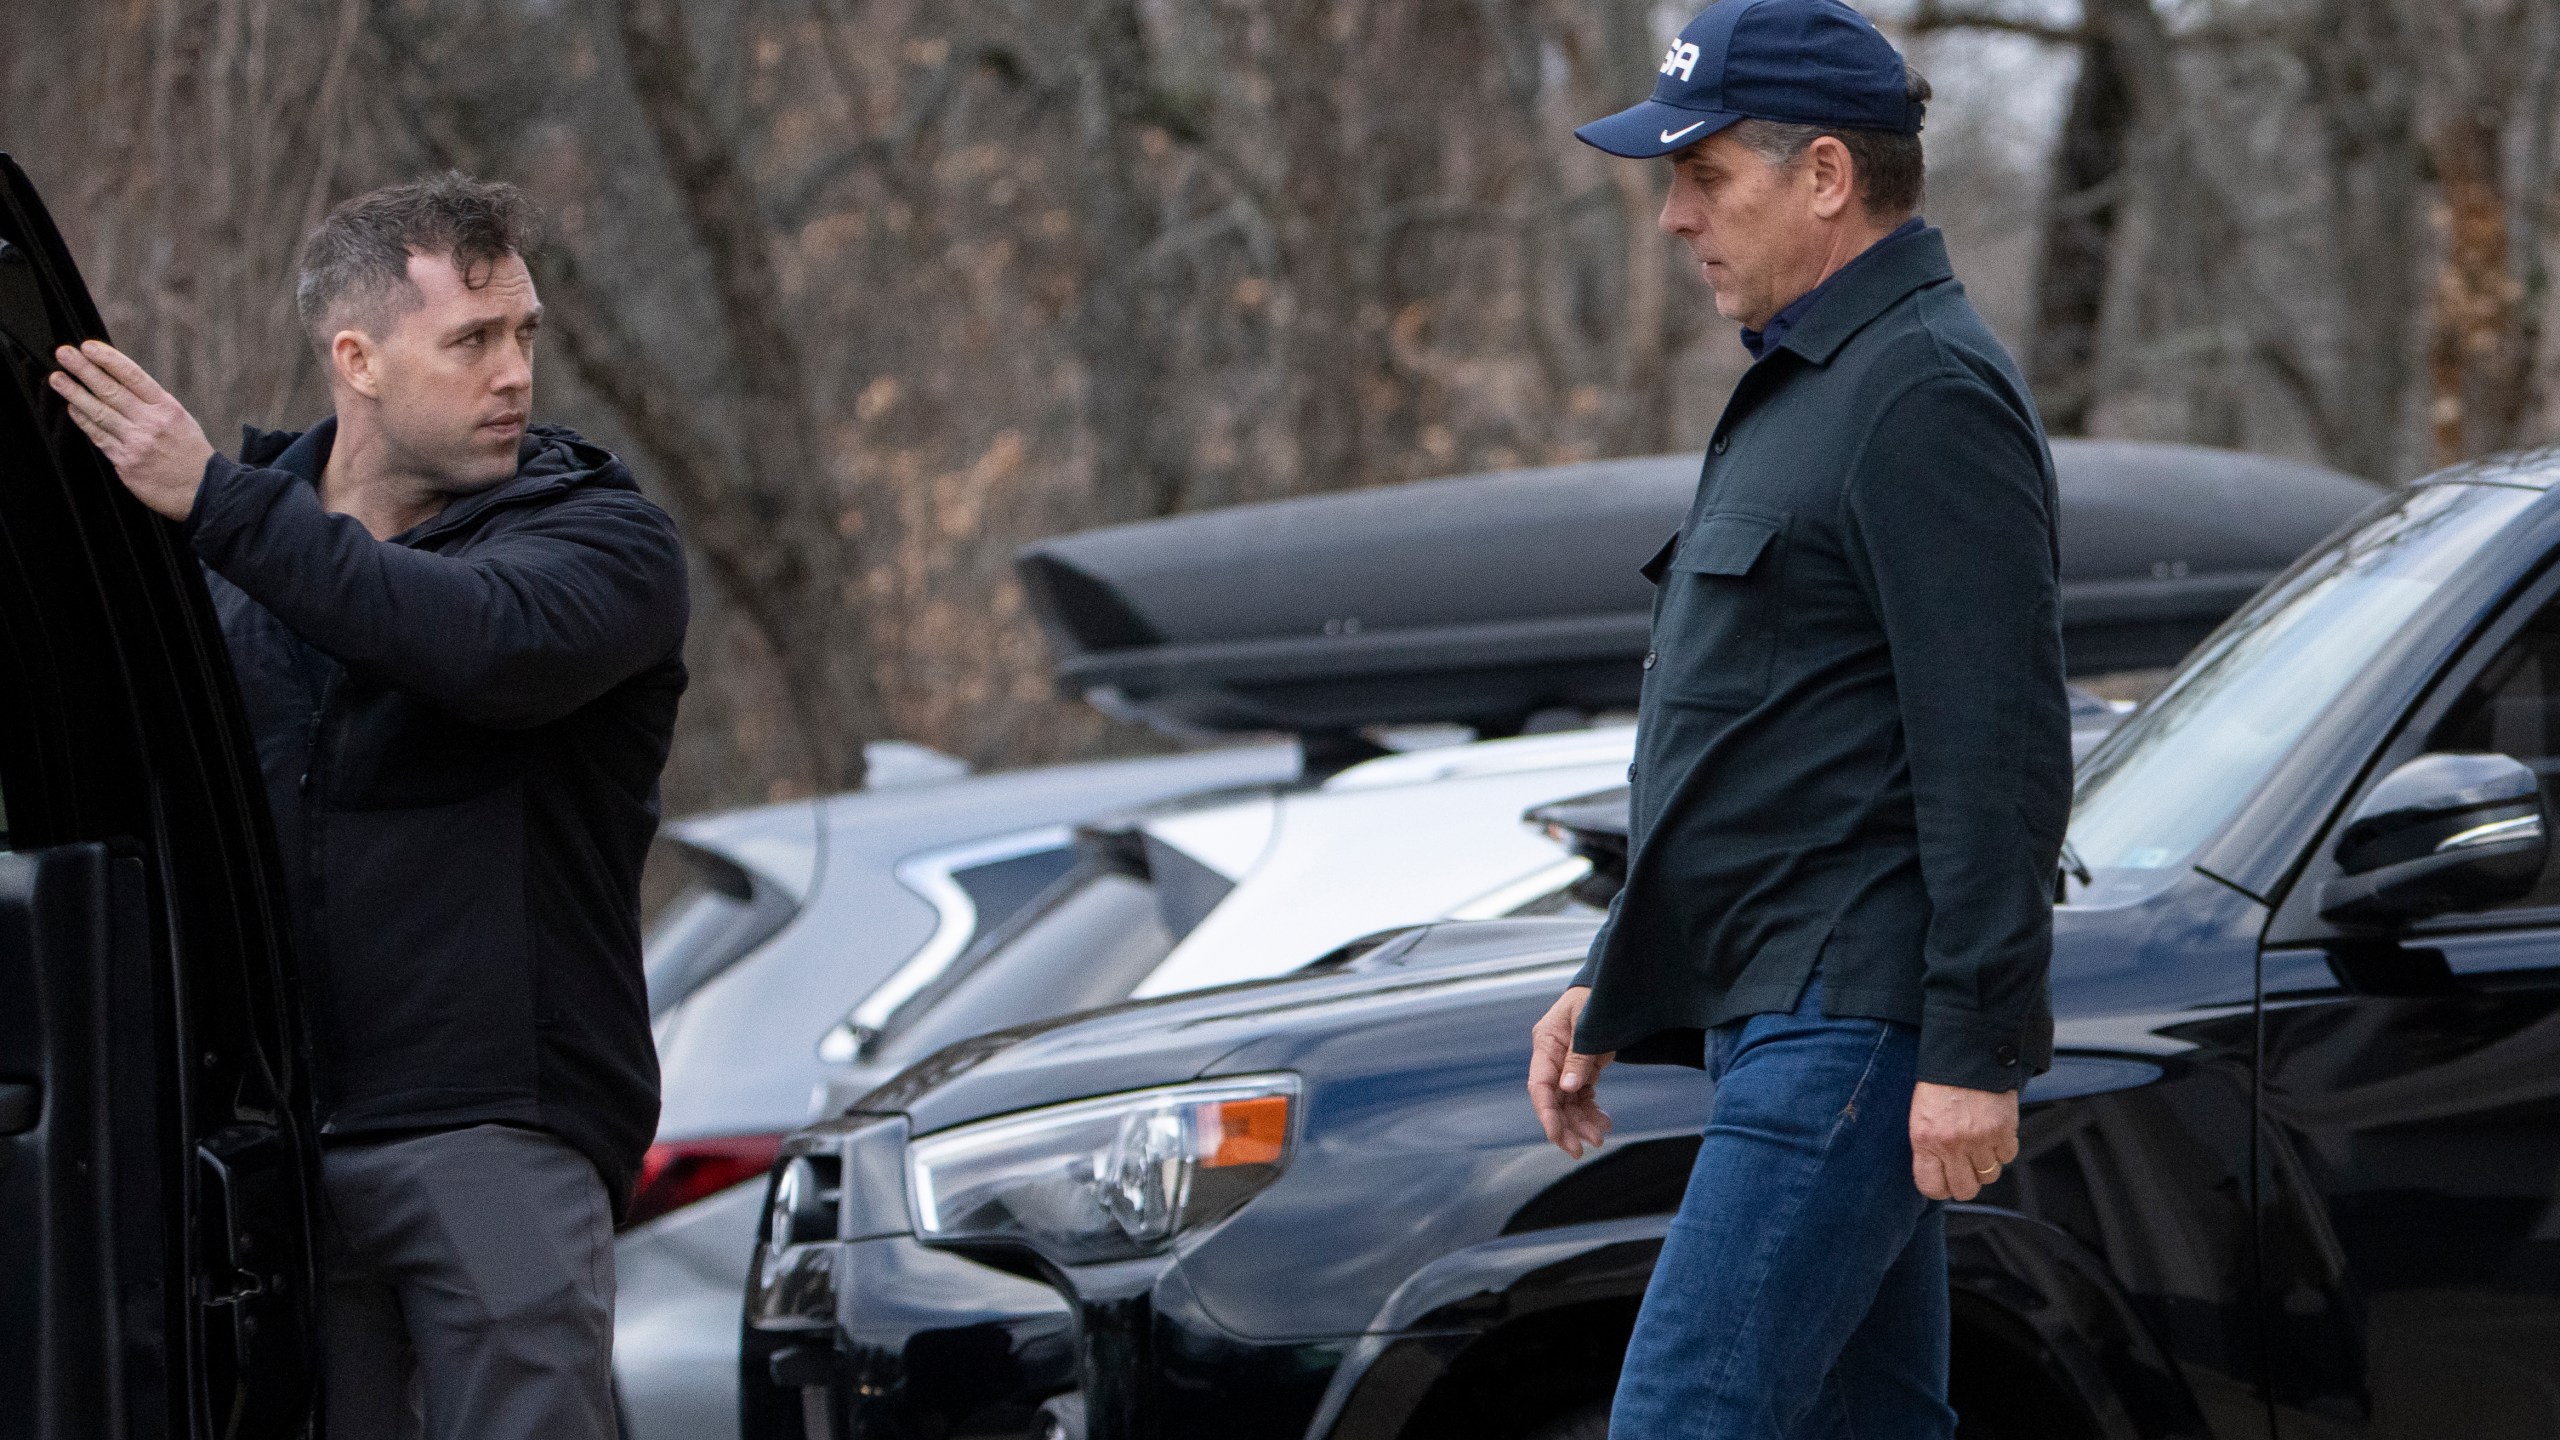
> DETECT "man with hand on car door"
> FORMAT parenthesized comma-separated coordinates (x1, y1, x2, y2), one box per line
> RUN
(51, 173, 686, 1440)
(1524, 3, 2071, 1435)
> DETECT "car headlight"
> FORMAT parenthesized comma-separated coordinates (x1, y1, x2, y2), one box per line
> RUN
(907, 1075, 1298, 1264)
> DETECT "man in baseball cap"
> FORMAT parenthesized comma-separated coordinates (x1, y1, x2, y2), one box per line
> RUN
(1524, 3, 2071, 1436)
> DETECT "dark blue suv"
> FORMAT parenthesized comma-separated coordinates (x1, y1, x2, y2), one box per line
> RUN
(743, 456, 2560, 1440)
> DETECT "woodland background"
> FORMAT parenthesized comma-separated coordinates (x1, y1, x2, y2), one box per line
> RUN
(5, 0, 2559, 820)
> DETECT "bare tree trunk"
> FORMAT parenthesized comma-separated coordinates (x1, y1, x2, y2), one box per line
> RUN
(1266, 0, 1374, 496)
(1470, 0, 1580, 447)
(2416, 0, 2560, 464)
(2426, 113, 2530, 464)
(604, 0, 883, 792)
(2026, 26, 2131, 434)
(1059, 0, 1190, 522)
(2303, 0, 2426, 480)
(2081, 0, 2191, 437)
(1586, 0, 1686, 455)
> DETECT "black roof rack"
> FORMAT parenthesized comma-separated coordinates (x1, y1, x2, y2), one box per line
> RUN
(1019, 440, 2380, 741)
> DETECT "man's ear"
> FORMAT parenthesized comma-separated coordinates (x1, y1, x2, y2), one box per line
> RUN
(330, 329, 381, 400)
(1805, 135, 1857, 222)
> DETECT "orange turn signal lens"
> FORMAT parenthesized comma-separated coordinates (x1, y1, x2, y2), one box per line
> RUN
(1198, 1094, 1289, 1169)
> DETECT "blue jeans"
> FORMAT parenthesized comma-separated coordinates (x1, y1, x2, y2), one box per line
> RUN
(1609, 977, 1955, 1440)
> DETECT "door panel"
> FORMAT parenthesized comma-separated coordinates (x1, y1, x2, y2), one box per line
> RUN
(0, 155, 316, 1438)
(0, 845, 159, 1439)
(2260, 560, 2560, 1438)
(2259, 961, 2560, 1439)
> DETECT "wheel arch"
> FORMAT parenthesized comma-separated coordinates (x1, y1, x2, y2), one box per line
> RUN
(1390, 1297, 1639, 1440)
(1309, 1207, 2218, 1440)
(1946, 1206, 2219, 1440)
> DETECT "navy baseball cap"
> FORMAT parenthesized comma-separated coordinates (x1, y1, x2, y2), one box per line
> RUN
(1576, 0, 1921, 159)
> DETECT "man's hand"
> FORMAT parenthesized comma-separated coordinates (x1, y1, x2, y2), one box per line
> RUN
(49, 341, 214, 522)
(1909, 1080, 2019, 1202)
(1528, 986, 1616, 1159)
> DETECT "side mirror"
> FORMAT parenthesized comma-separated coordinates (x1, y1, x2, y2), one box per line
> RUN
(2319, 753, 2547, 926)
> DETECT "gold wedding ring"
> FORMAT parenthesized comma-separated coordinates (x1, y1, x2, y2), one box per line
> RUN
(1972, 1162, 2000, 1177)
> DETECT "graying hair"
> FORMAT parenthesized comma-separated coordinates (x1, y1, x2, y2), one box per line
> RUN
(294, 171, 541, 352)
(1725, 66, 1934, 220)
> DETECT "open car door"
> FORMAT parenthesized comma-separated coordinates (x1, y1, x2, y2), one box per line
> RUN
(0, 157, 318, 1438)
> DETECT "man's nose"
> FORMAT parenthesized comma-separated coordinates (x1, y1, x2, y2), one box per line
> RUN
(1658, 190, 1691, 238)
(493, 342, 532, 393)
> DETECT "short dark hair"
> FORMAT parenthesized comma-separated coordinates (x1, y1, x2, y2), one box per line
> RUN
(1726, 66, 1932, 220)
(294, 172, 541, 351)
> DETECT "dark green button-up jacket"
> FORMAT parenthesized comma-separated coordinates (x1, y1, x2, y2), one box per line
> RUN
(1570, 226, 2071, 1092)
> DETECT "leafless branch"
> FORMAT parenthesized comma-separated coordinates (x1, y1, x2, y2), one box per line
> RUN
(615, 0, 811, 456)
(1906, 1, 2083, 45)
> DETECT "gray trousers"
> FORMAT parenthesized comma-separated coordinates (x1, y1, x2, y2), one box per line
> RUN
(320, 1122, 618, 1440)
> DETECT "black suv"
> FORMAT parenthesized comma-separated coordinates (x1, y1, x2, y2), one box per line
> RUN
(747, 458, 2560, 1440)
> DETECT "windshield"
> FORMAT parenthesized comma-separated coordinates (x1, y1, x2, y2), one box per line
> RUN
(2067, 482, 2538, 906)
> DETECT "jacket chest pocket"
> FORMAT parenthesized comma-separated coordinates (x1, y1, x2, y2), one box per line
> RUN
(1653, 510, 1787, 708)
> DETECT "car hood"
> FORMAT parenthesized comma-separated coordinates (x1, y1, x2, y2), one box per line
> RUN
(853, 919, 1599, 1136)
(845, 854, 2271, 1144)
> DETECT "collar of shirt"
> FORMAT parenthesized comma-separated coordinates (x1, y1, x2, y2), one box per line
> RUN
(1740, 215, 1928, 361)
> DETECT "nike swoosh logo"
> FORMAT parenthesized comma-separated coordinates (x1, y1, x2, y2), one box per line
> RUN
(1660, 121, 1707, 144)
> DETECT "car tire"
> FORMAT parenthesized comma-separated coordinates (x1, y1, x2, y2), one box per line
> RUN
(1524, 1399, 1610, 1440)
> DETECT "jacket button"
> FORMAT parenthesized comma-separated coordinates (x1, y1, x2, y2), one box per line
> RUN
(1626, 762, 1637, 781)
(1710, 434, 1730, 455)
(1996, 1044, 2020, 1067)
(1643, 650, 1658, 670)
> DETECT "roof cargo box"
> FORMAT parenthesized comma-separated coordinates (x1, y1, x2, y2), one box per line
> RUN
(1018, 440, 2380, 740)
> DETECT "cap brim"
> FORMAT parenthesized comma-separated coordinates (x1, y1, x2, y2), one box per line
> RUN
(1574, 101, 1745, 159)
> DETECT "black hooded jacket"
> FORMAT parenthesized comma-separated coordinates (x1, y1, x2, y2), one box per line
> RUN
(189, 418, 688, 1212)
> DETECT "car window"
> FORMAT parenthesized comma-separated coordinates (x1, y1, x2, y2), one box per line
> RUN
(949, 844, 1080, 936)
(874, 866, 1176, 1064)
(2068, 483, 2538, 907)
(642, 843, 801, 1018)
(2424, 594, 2560, 913)
(860, 822, 1239, 1064)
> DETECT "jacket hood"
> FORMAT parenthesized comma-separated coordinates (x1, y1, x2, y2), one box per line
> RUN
(237, 418, 638, 501)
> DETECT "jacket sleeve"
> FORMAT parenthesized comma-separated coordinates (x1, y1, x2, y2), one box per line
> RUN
(1841, 375, 2071, 1092)
(188, 454, 690, 731)
(1569, 883, 1618, 992)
